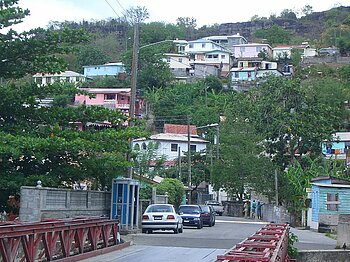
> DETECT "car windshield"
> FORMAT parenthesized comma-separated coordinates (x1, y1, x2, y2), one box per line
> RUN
(178, 206, 200, 214)
(146, 205, 173, 213)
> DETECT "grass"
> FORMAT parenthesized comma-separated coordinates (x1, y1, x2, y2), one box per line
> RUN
(325, 232, 337, 240)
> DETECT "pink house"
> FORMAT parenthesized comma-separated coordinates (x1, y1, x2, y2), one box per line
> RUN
(75, 87, 144, 119)
(231, 43, 273, 59)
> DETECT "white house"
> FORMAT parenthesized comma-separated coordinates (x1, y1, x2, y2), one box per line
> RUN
(33, 70, 86, 86)
(162, 53, 192, 81)
(132, 124, 209, 164)
(272, 46, 292, 60)
(203, 34, 248, 50)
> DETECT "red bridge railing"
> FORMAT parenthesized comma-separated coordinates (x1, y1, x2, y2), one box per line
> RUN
(217, 223, 292, 262)
(0, 217, 120, 262)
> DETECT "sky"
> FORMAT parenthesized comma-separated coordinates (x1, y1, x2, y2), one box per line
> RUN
(9, 0, 350, 32)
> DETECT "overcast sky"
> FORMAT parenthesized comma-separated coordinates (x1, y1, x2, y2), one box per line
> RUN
(10, 0, 349, 31)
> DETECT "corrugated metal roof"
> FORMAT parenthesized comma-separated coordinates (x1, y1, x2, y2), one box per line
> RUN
(134, 133, 209, 143)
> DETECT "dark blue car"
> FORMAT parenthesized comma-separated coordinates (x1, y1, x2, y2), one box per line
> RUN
(178, 205, 203, 229)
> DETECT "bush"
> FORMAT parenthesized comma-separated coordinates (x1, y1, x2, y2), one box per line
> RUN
(157, 178, 185, 208)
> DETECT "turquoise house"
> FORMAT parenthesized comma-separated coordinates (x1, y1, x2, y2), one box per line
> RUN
(83, 62, 125, 78)
(310, 176, 350, 231)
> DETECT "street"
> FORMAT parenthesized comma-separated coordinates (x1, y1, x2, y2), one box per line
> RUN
(81, 216, 337, 262)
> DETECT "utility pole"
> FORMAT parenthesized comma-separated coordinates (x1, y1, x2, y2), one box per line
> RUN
(275, 169, 279, 206)
(187, 116, 192, 204)
(129, 22, 139, 128)
(178, 146, 182, 179)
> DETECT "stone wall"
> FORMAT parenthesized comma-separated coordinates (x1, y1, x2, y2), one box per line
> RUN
(19, 186, 111, 222)
(297, 250, 350, 262)
(224, 201, 243, 217)
(337, 214, 350, 249)
(301, 56, 350, 66)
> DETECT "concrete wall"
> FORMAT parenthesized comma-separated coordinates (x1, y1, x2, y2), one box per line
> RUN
(20, 186, 111, 222)
(262, 204, 292, 224)
(224, 202, 243, 217)
(337, 214, 350, 249)
(301, 56, 350, 66)
(297, 250, 350, 262)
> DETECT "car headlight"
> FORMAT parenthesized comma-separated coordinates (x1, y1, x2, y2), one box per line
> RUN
(193, 217, 200, 221)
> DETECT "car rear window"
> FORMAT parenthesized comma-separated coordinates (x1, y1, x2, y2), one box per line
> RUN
(146, 205, 173, 213)
(178, 206, 200, 214)
(200, 206, 210, 212)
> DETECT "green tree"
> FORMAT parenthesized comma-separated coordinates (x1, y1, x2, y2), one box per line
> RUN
(0, 0, 88, 79)
(254, 25, 291, 45)
(157, 178, 185, 208)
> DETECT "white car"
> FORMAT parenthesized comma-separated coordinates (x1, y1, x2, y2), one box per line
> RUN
(141, 204, 183, 234)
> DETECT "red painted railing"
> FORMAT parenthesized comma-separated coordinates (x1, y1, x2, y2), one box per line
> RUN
(0, 217, 119, 262)
(217, 223, 292, 262)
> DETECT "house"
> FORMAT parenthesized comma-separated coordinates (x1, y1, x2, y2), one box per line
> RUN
(321, 132, 350, 161)
(231, 43, 273, 59)
(33, 71, 86, 86)
(185, 39, 233, 77)
(83, 62, 126, 78)
(272, 46, 292, 61)
(132, 124, 209, 164)
(163, 53, 192, 82)
(203, 34, 248, 50)
(74, 88, 144, 118)
(310, 176, 350, 232)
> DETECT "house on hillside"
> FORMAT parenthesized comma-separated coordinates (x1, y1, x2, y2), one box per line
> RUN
(33, 71, 86, 86)
(185, 39, 233, 77)
(321, 132, 350, 161)
(310, 176, 350, 232)
(163, 53, 192, 82)
(231, 43, 273, 59)
(74, 87, 144, 119)
(272, 46, 292, 60)
(83, 62, 126, 79)
(132, 124, 209, 164)
(203, 34, 248, 50)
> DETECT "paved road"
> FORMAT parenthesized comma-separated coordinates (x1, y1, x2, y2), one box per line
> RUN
(82, 216, 336, 262)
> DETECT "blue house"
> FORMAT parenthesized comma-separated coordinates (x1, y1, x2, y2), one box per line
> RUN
(83, 62, 125, 78)
(310, 176, 350, 232)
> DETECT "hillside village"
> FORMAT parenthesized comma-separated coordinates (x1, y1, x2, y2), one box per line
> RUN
(1, 2, 350, 257)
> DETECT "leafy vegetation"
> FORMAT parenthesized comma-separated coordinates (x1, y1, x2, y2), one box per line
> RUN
(157, 178, 185, 208)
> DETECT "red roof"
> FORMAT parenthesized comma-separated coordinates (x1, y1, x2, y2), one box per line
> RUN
(164, 124, 197, 135)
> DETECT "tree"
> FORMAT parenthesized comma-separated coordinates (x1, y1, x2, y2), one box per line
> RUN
(0, 0, 88, 79)
(157, 178, 185, 208)
(254, 25, 291, 45)
(302, 5, 313, 16)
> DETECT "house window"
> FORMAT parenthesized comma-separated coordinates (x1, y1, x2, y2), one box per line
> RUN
(202, 43, 206, 48)
(171, 144, 178, 152)
(120, 96, 125, 101)
(142, 142, 147, 150)
(35, 77, 42, 84)
(235, 72, 239, 78)
(221, 55, 225, 59)
(166, 57, 171, 62)
(189, 43, 193, 48)
(104, 94, 116, 100)
(190, 145, 197, 152)
(326, 193, 339, 211)
(178, 58, 182, 63)
(46, 77, 52, 84)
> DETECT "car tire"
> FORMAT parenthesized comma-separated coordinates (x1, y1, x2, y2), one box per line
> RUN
(208, 221, 212, 227)
(147, 229, 153, 234)
(219, 213, 223, 216)
(179, 224, 183, 233)
(174, 224, 179, 234)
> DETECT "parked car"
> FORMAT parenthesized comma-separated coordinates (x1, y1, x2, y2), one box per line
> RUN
(199, 205, 216, 227)
(141, 204, 183, 234)
(205, 200, 224, 216)
(178, 205, 203, 229)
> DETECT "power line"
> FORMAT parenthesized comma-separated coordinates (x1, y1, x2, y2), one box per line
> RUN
(104, 0, 122, 18)
(114, 0, 127, 13)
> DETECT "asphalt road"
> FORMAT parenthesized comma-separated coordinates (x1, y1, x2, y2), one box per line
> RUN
(81, 216, 337, 262)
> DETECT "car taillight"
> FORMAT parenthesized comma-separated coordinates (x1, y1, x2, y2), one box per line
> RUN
(202, 213, 209, 217)
(167, 215, 175, 220)
(142, 215, 149, 220)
